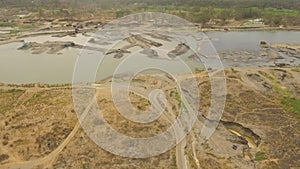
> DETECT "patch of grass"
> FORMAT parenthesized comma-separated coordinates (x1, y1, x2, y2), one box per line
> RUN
(19, 24, 39, 30)
(281, 97, 300, 119)
(0, 22, 16, 27)
(174, 91, 181, 103)
(188, 153, 197, 169)
(262, 8, 299, 17)
(258, 71, 274, 81)
(170, 90, 182, 106)
(8, 89, 24, 94)
(9, 30, 20, 35)
(291, 67, 300, 72)
(82, 163, 89, 169)
(272, 83, 291, 97)
(254, 151, 267, 161)
(172, 154, 177, 169)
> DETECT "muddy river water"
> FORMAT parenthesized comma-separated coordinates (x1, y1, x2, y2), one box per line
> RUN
(0, 31, 299, 84)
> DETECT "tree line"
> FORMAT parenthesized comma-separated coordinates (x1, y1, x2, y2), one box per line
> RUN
(1, 0, 299, 26)
(1, 0, 300, 10)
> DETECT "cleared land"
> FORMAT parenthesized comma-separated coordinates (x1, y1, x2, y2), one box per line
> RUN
(0, 68, 299, 169)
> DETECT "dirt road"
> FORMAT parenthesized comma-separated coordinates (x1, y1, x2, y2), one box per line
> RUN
(2, 90, 98, 169)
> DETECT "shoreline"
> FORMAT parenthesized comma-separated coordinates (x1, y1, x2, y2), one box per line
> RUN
(201, 26, 300, 32)
(0, 67, 299, 86)
(0, 26, 299, 46)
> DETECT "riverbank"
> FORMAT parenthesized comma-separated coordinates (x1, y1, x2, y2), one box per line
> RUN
(0, 67, 299, 168)
(201, 26, 300, 32)
(1, 25, 300, 46)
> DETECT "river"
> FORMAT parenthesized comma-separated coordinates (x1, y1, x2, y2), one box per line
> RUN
(0, 31, 299, 84)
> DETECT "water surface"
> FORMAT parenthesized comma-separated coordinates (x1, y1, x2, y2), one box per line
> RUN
(0, 31, 299, 84)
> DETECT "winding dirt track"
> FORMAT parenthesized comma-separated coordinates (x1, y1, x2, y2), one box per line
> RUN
(113, 83, 190, 169)
(2, 90, 98, 169)
(2, 81, 192, 169)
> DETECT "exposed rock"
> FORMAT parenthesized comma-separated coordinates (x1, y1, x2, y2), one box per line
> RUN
(260, 41, 268, 48)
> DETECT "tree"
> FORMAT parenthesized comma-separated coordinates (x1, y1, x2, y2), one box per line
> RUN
(218, 10, 232, 25)
(263, 14, 282, 26)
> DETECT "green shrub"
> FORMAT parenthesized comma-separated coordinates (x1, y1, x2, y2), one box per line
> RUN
(282, 97, 300, 119)
(254, 151, 266, 161)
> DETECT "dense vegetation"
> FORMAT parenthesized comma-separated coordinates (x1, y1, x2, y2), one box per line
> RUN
(1, 0, 300, 10)
(0, 0, 299, 26)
